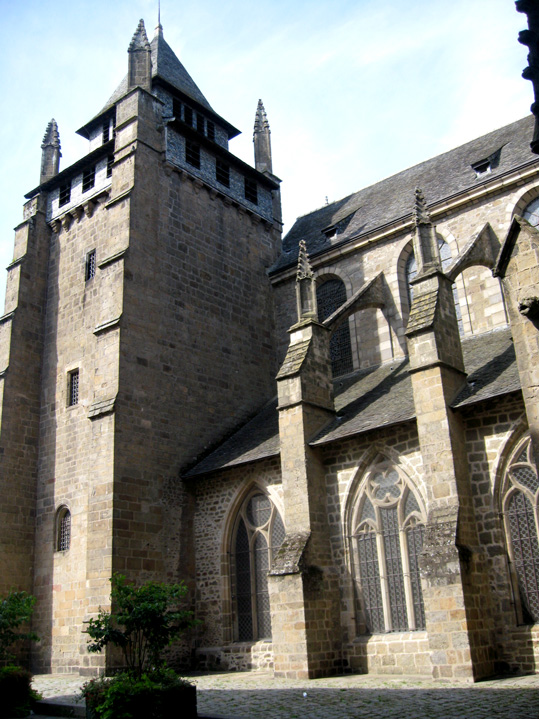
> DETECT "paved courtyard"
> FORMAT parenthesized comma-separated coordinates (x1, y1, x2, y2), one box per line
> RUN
(32, 669, 539, 719)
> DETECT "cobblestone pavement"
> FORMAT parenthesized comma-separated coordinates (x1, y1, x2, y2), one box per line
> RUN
(33, 670, 539, 719)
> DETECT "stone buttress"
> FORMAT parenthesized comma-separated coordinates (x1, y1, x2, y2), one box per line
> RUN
(269, 241, 342, 679)
(405, 189, 496, 680)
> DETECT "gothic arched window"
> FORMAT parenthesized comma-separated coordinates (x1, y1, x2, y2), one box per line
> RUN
(232, 492, 285, 641)
(406, 236, 463, 334)
(350, 458, 426, 633)
(56, 506, 71, 552)
(502, 434, 539, 624)
(316, 278, 353, 377)
(523, 197, 539, 227)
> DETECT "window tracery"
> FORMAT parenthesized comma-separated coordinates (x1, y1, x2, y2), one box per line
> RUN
(350, 459, 426, 633)
(231, 492, 285, 641)
(316, 277, 353, 376)
(501, 434, 539, 624)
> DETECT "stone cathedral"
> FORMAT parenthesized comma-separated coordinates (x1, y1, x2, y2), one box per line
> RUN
(1, 19, 539, 682)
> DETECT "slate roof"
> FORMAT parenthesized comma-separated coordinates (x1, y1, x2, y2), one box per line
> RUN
(101, 29, 212, 114)
(78, 25, 240, 138)
(271, 116, 538, 275)
(185, 327, 520, 478)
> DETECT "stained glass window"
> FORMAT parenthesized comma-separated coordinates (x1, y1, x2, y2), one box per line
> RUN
(317, 278, 353, 376)
(232, 492, 285, 641)
(502, 434, 539, 624)
(351, 459, 426, 633)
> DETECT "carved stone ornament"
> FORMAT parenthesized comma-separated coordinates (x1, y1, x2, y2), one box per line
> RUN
(518, 296, 539, 319)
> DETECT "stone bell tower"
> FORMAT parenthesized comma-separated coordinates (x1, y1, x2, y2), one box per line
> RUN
(0, 18, 282, 674)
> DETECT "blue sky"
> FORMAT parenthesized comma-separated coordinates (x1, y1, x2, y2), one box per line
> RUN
(0, 0, 532, 308)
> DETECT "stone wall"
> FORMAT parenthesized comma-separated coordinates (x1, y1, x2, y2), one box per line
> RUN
(271, 178, 539, 373)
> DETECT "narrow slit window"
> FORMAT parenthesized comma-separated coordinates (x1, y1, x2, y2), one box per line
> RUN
(68, 370, 79, 407)
(186, 141, 201, 169)
(102, 121, 110, 144)
(184, 106, 193, 127)
(107, 155, 114, 178)
(207, 121, 215, 142)
(56, 507, 71, 552)
(196, 114, 205, 134)
(244, 177, 258, 205)
(82, 166, 95, 193)
(59, 182, 71, 207)
(216, 159, 230, 187)
(85, 250, 96, 281)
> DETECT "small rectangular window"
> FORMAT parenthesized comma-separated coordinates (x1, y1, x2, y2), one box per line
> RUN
(186, 141, 201, 169)
(85, 250, 96, 281)
(207, 121, 215, 142)
(59, 182, 71, 207)
(103, 121, 110, 144)
(244, 177, 258, 205)
(107, 154, 114, 178)
(196, 113, 205, 134)
(172, 97, 182, 121)
(68, 369, 79, 407)
(184, 106, 193, 126)
(82, 166, 95, 193)
(216, 159, 230, 187)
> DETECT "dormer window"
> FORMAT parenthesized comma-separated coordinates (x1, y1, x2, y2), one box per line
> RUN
(472, 159, 491, 177)
(82, 166, 95, 193)
(59, 182, 71, 207)
(471, 146, 503, 178)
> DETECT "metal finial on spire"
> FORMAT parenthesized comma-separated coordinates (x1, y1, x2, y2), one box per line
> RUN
(156, 0, 163, 36)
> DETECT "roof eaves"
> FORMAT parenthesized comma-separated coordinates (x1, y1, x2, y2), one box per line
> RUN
(25, 140, 115, 199)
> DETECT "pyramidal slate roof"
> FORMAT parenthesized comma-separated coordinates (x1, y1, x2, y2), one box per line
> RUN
(107, 25, 212, 111)
(271, 115, 539, 275)
(78, 22, 213, 136)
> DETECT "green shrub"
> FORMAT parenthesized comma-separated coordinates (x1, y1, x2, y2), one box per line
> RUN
(0, 665, 41, 719)
(84, 574, 197, 677)
(0, 591, 39, 662)
(82, 669, 195, 719)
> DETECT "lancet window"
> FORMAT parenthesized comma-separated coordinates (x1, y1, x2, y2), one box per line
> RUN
(501, 434, 539, 624)
(350, 458, 426, 633)
(316, 277, 353, 376)
(231, 492, 285, 642)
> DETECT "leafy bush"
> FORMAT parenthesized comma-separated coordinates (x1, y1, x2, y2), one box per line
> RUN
(84, 574, 197, 677)
(0, 665, 41, 719)
(0, 591, 39, 662)
(83, 668, 195, 719)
